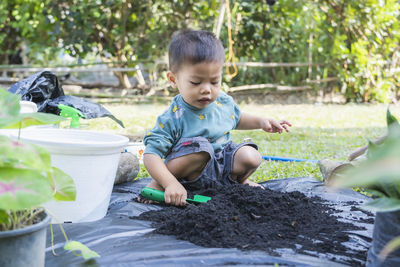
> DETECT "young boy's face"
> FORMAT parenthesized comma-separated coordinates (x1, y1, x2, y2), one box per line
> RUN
(167, 61, 223, 109)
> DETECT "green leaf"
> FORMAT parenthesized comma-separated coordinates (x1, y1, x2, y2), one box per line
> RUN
(0, 135, 51, 171)
(4, 112, 65, 129)
(332, 156, 400, 189)
(0, 90, 21, 128)
(0, 117, 20, 129)
(0, 209, 10, 225)
(50, 167, 76, 201)
(369, 136, 400, 161)
(363, 197, 400, 212)
(363, 188, 388, 198)
(387, 108, 399, 127)
(0, 168, 53, 211)
(367, 139, 380, 160)
(0, 90, 65, 129)
(387, 108, 400, 139)
(379, 181, 400, 199)
(333, 109, 400, 202)
(64, 241, 100, 260)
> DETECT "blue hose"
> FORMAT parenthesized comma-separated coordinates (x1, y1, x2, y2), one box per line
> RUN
(262, 155, 318, 164)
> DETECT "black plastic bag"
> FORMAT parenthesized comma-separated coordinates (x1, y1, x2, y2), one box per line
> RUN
(8, 70, 64, 111)
(8, 71, 124, 128)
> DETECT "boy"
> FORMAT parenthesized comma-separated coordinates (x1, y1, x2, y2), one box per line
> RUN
(141, 29, 291, 206)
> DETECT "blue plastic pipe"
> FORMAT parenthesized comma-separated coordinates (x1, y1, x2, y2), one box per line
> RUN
(262, 155, 318, 164)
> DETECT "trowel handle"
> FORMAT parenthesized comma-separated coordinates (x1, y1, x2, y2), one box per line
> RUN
(141, 187, 165, 202)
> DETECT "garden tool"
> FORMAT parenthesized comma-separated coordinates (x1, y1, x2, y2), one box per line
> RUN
(58, 104, 85, 128)
(141, 187, 211, 204)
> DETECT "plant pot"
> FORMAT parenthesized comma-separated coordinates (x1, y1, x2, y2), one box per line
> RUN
(0, 211, 51, 267)
(367, 210, 400, 267)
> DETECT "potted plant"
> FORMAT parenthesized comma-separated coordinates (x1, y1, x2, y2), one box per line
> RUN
(0, 89, 99, 266)
(332, 108, 400, 266)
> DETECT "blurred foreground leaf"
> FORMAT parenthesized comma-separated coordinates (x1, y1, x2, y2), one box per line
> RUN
(64, 241, 100, 260)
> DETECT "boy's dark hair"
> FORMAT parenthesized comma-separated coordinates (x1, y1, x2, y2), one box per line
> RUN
(168, 29, 225, 72)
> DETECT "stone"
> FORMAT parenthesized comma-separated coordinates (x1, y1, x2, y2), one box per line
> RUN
(114, 152, 140, 185)
(318, 158, 354, 185)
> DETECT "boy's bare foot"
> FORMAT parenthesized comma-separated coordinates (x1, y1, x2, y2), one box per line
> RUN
(136, 179, 164, 204)
(243, 180, 264, 189)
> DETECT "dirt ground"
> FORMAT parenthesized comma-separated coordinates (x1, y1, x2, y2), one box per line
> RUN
(133, 184, 371, 266)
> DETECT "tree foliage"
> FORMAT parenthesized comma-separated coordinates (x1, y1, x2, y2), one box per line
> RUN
(47, 0, 219, 87)
(222, 0, 400, 102)
(1, 0, 399, 102)
(0, 0, 58, 65)
(317, 0, 400, 102)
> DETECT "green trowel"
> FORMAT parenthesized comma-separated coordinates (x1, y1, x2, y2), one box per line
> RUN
(140, 187, 211, 204)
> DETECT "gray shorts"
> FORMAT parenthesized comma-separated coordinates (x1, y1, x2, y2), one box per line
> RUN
(165, 136, 258, 190)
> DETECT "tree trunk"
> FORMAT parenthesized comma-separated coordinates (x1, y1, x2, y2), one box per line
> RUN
(135, 65, 146, 86)
(1, 56, 8, 77)
(308, 21, 314, 81)
(215, 0, 226, 38)
(114, 71, 132, 89)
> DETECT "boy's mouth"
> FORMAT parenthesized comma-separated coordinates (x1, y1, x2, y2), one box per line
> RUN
(198, 98, 211, 104)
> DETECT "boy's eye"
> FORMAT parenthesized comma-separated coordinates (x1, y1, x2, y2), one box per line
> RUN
(190, 81, 201, 85)
(211, 81, 220, 85)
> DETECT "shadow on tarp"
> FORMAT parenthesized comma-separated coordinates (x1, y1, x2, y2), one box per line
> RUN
(45, 178, 373, 267)
(8, 71, 124, 128)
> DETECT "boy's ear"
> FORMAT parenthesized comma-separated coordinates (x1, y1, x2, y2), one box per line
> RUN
(166, 71, 177, 88)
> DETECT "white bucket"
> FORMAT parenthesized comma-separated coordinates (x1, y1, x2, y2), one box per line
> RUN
(19, 101, 38, 113)
(125, 141, 146, 163)
(16, 128, 129, 223)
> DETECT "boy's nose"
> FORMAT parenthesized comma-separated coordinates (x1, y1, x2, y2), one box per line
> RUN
(200, 83, 212, 94)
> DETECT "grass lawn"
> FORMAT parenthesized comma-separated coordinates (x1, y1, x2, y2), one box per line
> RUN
(84, 102, 400, 183)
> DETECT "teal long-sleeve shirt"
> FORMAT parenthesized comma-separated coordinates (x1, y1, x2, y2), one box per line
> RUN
(144, 92, 241, 159)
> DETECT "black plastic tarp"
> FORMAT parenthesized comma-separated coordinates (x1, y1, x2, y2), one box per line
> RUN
(8, 71, 124, 128)
(45, 177, 374, 266)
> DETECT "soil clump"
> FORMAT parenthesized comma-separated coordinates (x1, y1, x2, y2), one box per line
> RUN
(133, 184, 369, 266)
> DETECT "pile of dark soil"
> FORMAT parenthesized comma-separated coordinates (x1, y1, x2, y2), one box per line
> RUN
(133, 184, 369, 266)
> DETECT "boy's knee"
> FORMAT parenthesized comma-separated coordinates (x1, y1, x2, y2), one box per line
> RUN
(166, 151, 210, 179)
(188, 151, 211, 164)
(235, 146, 262, 170)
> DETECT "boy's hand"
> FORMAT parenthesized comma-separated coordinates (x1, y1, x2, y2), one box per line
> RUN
(164, 182, 187, 206)
(262, 119, 292, 134)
